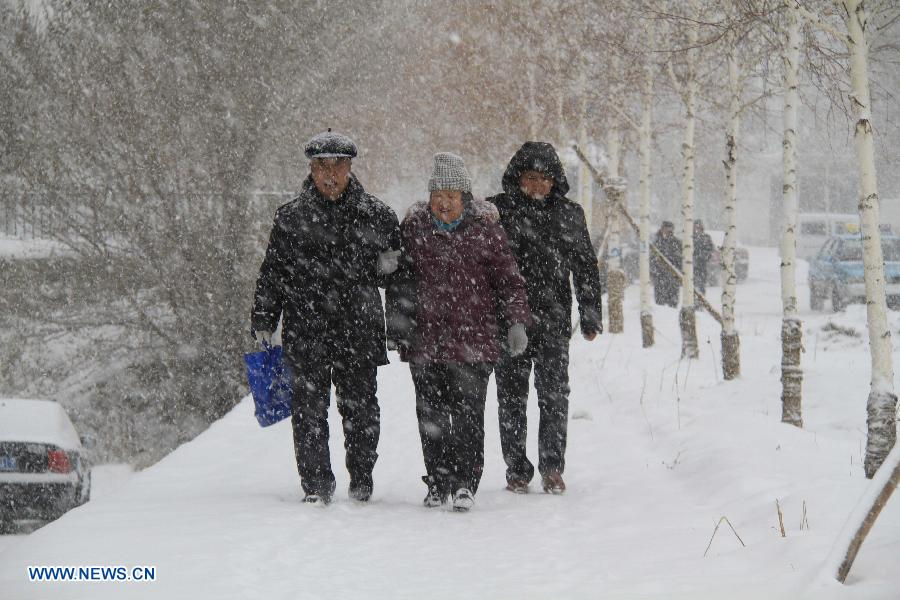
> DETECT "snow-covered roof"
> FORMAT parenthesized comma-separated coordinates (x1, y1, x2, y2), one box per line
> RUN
(0, 398, 83, 449)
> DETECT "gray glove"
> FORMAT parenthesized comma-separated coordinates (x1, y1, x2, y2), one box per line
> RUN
(507, 323, 528, 357)
(378, 249, 401, 275)
(253, 330, 273, 348)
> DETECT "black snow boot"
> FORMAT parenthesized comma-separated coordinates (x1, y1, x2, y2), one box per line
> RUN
(349, 476, 373, 502)
(422, 476, 448, 508)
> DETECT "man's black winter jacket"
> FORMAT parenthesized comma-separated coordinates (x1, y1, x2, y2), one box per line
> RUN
(251, 175, 401, 368)
(486, 142, 603, 342)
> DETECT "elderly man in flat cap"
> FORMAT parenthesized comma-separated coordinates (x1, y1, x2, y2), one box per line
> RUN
(251, 131, 401, 505)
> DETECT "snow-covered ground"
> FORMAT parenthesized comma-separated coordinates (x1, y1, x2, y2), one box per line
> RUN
(0, 236, 70, 259)
(0, 463, 134, 552)
(1, 246, 898, 599)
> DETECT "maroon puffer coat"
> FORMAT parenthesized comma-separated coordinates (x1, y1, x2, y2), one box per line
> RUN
(388, 199, 531, 364)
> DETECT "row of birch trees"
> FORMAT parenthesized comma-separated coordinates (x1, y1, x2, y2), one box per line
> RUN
(588, 0, 896, 480)
(582, 0, 897, 581)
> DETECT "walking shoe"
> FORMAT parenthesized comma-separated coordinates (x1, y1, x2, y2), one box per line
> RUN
(422, 476, 448, 508)
(541, 472, 566, 495)
(302, 493, 332, 506)
(349, 478, 373, 502)
(452, 488, 475, 512)
(423, 487, 448, 508)
(505, 478, 529, 494)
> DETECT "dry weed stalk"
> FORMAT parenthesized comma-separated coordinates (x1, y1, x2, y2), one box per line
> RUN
(703, 516, 746, 557)
(776, 499, 786, 537)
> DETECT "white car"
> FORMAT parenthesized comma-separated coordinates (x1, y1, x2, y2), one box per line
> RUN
(797, 213, 859, 259)
(0, 399, 91, 531)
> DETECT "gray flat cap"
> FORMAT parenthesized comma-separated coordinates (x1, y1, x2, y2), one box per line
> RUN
(305, 130, 358, 159)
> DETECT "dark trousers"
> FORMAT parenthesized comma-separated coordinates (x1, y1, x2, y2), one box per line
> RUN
(289, 361, 380, 497)
(410, 362, 492, 495)
(495, 337, 570, 484)
(653, 275, 680, 307)
(694, 267, 708, 295)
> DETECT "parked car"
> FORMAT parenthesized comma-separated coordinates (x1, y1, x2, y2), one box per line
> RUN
(797, 213, 859, 259)
(808, 234, 900, 311)
(0, 399, 91, 531)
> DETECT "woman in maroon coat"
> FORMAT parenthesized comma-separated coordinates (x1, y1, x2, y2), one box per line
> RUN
(386, 152, 531, 511)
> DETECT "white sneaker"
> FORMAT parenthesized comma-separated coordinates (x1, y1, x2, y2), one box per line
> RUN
(452, 488, 474, 512)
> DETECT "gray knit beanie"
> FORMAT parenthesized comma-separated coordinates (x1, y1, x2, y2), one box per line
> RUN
(428, 152, 472, 193)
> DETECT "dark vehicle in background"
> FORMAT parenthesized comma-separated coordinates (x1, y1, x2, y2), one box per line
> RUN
(0, 399, 91, 532)
(808, 234, 900, 311)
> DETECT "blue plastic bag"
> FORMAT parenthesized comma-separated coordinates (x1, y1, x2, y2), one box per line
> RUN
(244, 344, 293, 427)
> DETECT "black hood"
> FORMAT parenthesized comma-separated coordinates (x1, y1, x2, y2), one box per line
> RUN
(500, 142, 570, 199)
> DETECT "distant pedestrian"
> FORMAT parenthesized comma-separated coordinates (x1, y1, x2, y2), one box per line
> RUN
(386, 152, 531, 512)
(487, 141, 603, 496)
(650, 221, 683, 307)
(693, 220, 715, 295)
(250, 131, 401, 506)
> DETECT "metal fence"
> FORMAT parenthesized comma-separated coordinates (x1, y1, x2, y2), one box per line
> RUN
(0, 193, 65, 240)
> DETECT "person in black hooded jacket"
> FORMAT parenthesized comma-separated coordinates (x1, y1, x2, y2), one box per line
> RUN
(486, 141, 603, 495)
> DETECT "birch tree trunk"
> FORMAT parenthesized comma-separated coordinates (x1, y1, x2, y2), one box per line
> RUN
(579, 141, 592, 223)
(556, 46, 566, 145)
(606, 121, 626, 334)
(639, 31, 655, 348)
(591, 165, 607, 244)
(721, 30, 741, 379)
(578, 135, 593, 236)
(679, 0, 700, 359)
(842, 0, 897, 478)
(780, 2, 803, 428)
(606, 181, 627, 335)
(578, 70, 592, 223)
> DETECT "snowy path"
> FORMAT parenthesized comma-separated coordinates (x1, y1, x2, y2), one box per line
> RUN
(1, 246, 898, 599)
